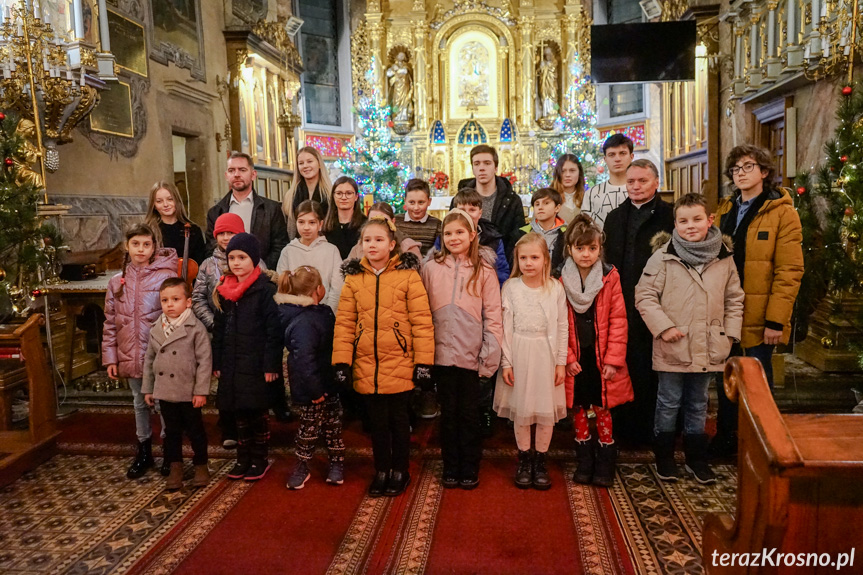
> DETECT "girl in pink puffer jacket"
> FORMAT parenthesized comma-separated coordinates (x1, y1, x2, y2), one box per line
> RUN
(102, 223, 178, 480)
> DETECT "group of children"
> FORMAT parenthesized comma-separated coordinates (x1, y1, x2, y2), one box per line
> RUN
(102, 171, 744, 495)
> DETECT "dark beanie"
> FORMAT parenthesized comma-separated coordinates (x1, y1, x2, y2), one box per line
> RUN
(226, 233, 261, 267)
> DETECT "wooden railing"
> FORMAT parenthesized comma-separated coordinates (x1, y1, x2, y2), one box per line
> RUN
(703, 357, 863, 573)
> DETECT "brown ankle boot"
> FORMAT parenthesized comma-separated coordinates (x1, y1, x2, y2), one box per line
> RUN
(165, 462, 184, 490)
(192, 464, 210, 487)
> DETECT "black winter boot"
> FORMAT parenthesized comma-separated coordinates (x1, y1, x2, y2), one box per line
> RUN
(592, 442, 618, 488)
(514, 450, 532, 489)
(573, 439, 594, 484)
(227, 443, 251, 480)
(127, 438, 154, 479)
(684, 434, 716, 484)
(532, 451, 552, 490)
(653, 432, 681, 482)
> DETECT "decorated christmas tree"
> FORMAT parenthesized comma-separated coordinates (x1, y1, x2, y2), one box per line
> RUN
(534, 54, 603, 189)
(337, 57, 411, 212)
(793, 85, 863, 364)
(0, 110, 50, 318)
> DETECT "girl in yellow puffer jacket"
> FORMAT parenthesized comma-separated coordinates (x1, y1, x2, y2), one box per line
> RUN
(333, 217, 435, 498)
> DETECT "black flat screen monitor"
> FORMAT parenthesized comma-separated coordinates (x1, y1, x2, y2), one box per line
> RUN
(590, 21, 697, 84)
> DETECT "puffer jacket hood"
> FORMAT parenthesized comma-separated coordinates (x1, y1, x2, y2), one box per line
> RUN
(635, 238, 746, 373)
(102, 248, 179, 378)
(276, 293, 337, 404)
(561, 263, 634, 409)
(421, 252, 503, 377)
(333, 251, 434, 395)
(715, 187, 804, 347)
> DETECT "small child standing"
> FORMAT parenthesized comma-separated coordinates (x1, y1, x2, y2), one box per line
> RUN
(451, 188, 510, 285)
(636, 193, 744, 484)
(276, 200, 344, 311)
(192, 212, 244, 450)
(212, 233, 283, 481)
(522, 188, 567, 274)
(494, 233, 568, 490)
(395, 179, 442, 256)
(192, 213, 245, 330)
(333, 218, 435, 497)
(143, 278, 212, 490)
(559, 214, 633, 488)
(102, 223, 178, 479)
(421, 210, 503, 489)
(276, 266, 345, 489)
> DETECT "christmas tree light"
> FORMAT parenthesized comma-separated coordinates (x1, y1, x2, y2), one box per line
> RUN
(336, 57, 411, 212)
(536, 55, 603, 189)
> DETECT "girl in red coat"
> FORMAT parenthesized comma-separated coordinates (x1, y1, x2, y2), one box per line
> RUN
(560, 214, 633, 487)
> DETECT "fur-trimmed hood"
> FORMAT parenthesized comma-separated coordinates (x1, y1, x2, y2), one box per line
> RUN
(273, 293, 315, 306)
(341, 251, 421, 277)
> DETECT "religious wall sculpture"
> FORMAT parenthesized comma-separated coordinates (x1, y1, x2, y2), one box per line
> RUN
(536, 44, 560, 130)
(387, 49, 414, 135)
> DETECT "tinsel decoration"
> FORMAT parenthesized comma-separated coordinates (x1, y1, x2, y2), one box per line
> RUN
(336, 57, 411, 212)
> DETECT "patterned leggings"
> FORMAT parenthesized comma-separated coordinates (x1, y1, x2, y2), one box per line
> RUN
(295, 395, 345, 463)
(574, 405, 614, 445)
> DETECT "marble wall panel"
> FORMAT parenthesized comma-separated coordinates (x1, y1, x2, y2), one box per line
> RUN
(50, 195, 148, 252)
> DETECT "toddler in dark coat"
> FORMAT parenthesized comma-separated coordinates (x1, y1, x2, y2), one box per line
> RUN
(212, 233, 282, 481)
(276, 265, 345, 489)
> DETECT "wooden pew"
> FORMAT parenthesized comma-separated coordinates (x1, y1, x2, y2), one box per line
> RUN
(0, 314, 61, 487)
(703, 357, 863, 573)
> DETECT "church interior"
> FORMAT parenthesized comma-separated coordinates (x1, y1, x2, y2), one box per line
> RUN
(1, 0, 862, 573)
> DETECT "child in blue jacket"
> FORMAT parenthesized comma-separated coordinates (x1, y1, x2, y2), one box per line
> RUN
(276, 265, 345, 489)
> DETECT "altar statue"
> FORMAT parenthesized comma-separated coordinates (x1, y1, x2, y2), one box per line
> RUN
(14, 119, 44, 190)
(537, 46, 558, 120)
(387, 51, 414, 125)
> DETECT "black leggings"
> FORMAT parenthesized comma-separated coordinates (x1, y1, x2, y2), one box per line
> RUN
(161, 401, 208, 465)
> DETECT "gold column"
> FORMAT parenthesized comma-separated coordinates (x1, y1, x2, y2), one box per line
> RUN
(518, 15, 535, 132)
(411, 18, 428, 131)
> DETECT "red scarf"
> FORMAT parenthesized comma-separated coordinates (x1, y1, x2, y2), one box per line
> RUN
(217, 266, 262, 302)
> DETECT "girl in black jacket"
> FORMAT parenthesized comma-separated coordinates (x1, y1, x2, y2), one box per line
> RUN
(276, 265, 345, 489)
(212, 234, 282, 481)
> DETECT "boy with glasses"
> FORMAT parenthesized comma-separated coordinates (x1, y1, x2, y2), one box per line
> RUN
(711, 145, 804, 458)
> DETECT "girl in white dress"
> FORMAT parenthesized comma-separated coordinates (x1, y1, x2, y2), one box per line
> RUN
(494, 232, 569, 490)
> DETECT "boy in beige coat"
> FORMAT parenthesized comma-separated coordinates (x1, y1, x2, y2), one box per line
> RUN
(143, 277, 213, 491)
(635, 194, 744, 485)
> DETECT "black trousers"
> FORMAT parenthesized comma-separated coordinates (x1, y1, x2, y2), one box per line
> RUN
(161, 400, 208, 465)
(236, 409, 269, 464)
(364, 391, 411, 474)
(436, 366, 481, 476)
(612, 314, 657, 446)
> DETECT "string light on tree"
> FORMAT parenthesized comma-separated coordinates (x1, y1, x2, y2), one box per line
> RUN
(336, 57, 411, 212)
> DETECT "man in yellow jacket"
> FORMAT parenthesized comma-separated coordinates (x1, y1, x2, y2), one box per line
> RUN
(711, 145, 804, 457)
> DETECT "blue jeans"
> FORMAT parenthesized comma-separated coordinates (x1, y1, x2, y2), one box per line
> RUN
(127, 377, 153, 443)
(654, 372, 712, 436)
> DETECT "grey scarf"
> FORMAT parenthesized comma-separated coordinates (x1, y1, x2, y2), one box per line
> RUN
(561, 258, 604, 313)
(671, 226, 722, 267)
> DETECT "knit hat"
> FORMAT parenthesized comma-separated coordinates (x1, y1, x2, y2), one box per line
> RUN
(226, 233, 261, 267)
(213, 213, 245, 237)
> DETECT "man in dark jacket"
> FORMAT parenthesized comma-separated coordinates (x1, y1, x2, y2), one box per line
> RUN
(603, 159, 674, 447)
(206, 151, 289, 270)
(453, 144, 526, 265)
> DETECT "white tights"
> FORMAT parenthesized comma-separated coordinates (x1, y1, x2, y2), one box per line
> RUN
(514, 423, 554, 453)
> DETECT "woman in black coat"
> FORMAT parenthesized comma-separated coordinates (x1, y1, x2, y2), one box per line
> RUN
(212, 234, 282, 481)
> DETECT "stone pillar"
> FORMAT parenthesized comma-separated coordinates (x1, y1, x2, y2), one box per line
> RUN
(786, 0, 804, 69)
(748, 12, 763, 89)
(765, 2, 782, 78)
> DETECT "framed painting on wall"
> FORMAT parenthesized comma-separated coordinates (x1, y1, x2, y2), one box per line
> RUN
(149, 0, 205, 80)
